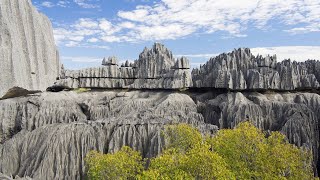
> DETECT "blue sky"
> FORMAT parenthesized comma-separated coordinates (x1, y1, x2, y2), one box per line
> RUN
(32, 0, 320, 69)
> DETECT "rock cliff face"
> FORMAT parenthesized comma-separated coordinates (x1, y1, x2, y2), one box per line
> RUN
(1, 90, 320, 179)
(57, 43, 192, 89)
(192, 48, 320, 90)
(0, 0, 60, 97)
(0, 91, 217, 179)
(58, 45, 320, 91)
(194, 91, 320, 171)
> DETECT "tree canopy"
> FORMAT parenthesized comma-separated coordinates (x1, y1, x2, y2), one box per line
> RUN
(85, 122, 316, 180)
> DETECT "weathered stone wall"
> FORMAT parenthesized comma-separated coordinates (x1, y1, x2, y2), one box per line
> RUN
(0, 0, 60, 97)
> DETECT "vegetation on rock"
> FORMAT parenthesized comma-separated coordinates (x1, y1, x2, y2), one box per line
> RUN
(0, 87, 41, 100)
(85, 122, 316, 180)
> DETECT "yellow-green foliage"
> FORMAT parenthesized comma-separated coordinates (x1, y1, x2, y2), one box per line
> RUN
(209, 122, 315, 180)
(85, 122, 316, 180)
(74, 88, 91, 93)
(85, 146, 143, 180)
(164, 124, 203, 152)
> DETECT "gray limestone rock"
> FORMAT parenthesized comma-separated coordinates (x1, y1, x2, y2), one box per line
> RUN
(57, 43, 192, 89)
(1, 90, 320, 179)
(0, 91, 217, 179)
(0, 0, 60, 97)
(195, 91, 320, 171)
(102, 56, 118, 66)
(192, 48, 320, 90)
(174, 57, 190, 69)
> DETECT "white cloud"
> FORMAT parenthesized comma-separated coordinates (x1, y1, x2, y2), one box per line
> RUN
(251, 46, 320, 61)
(175, 54, 219, 58)
(41, 1, 54, 8)
(62, 56, 102, 63)
(88, 38, 99, 43)
(75, 18, 99, 29)
(115, 0, 320, 40)
(118, 22, 136, 29)
(65, 41, 80, 47)
(184, 46, 320, 62)
(40, 1, 70, 8)
(57, 1, 70, 7)
(73, 0, 100, 9)
(84, 45, 109, 49)
(53, 0, 320, 47)
(69, 36, 84, 41)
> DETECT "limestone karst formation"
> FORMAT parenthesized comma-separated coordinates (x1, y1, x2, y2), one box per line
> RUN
(1, 0, 320, 180)
(57, 44, 320, 91)
(0, 0, 60, 97)
(192, 48, 320, 90)
(2, 44, 320, 179)
(56, 43, 192, 89)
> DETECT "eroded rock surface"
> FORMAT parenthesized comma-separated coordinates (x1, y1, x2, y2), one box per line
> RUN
(192, 48, 320, 90)
(57, 43, 192, 89)
(194, 91, 320, 172)
(0, 0, 60, 97)
(0, 91, 217, 179)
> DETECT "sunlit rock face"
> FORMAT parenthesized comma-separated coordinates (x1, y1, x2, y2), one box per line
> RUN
(195, 91, 320, 171)
(0, 91, 217, 179)
(0, 0, 60, 97)
(57, 43, 192, 89)
(192, 48, 320, 90)
(58, 44, 320, 91)
(1, 90, 320, 179)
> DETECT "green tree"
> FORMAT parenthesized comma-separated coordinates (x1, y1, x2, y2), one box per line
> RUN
(164, 124, 203, 152)
(85, 122, 316, 180)
(139, 124, 235, 180)
(209, 121, 315, 180)
(85, 146, 144, 180)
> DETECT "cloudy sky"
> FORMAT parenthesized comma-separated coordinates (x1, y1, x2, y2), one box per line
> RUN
(32, 0, 320, 69)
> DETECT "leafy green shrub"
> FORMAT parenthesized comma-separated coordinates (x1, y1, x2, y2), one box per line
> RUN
(85, 122, 316, 180)
(85, 146, 143, 180)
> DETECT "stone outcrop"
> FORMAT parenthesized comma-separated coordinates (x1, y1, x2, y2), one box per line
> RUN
(0, 91, 217, 179)
(192, 48, 320, 90)
(57, 43, 192, 89)
(194, 91, 320, 171)
(1, 90, 320, 179)
(57, 45, 320, 91)
(0, 0, 60, 97)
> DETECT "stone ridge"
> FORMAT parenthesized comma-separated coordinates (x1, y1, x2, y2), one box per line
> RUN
(0, 91, 217, 179)
(0, 0, 60, 97)
(57, 43, 192, 89)
(1, 91, 320, 179)
(192, 48, 320, 90)
(56, 44, 320, 91)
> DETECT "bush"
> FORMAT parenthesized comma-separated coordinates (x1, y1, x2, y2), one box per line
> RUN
(209, 122, 315, 180)
(85, 146, 143, 180)
(85, 122, 316, 180)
